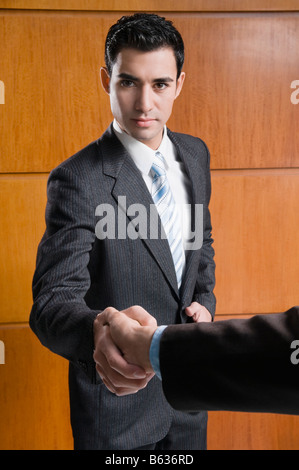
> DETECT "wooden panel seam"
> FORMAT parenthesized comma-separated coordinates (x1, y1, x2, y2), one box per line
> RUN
(211, 168, 299, 176)
(0, 312, 285, 329)
(1, 169, 299, 178)
(1, 0, 299, 12)
(0, 322, 29, 329)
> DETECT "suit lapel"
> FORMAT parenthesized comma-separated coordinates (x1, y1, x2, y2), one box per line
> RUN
(98, 125, 179, 298)
(167, 130, 206, 301)
(97, 125, 207, 302)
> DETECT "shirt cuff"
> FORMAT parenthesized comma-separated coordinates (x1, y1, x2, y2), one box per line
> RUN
(149, 325, 168, 380)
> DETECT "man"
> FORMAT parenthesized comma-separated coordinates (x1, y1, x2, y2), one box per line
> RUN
(95, 305, 299, 416)
(30, 13, 216, 450)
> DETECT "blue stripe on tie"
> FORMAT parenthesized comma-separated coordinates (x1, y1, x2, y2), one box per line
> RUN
(151, 152, 184, 288)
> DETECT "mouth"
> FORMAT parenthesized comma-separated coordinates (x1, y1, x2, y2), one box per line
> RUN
(132, 118, 156, 128)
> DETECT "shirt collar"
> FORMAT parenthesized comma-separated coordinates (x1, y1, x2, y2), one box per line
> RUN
(113, 119, 171, 176)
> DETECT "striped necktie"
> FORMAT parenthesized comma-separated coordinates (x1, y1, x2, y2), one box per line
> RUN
(151, 151, 184, 289)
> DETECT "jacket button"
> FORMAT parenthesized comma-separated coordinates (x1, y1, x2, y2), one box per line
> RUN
(78, 360, 88, 371)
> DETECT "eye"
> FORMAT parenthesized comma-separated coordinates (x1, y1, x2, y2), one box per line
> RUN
(154, 82, 168, 90)
(120, 79, 135, 87)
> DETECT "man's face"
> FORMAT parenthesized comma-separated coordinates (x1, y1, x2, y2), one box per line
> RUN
(101, 47, 185, 150)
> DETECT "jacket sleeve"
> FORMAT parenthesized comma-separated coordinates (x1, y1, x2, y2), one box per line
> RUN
(193, 140, 216, 318)
(160, 307, 299, 415)
(29, 165, 100, 382)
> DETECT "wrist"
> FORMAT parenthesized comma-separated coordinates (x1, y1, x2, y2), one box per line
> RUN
(135, 325, 157, 372)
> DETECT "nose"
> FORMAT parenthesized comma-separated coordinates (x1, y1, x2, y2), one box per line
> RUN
(135, 85, 153, 113)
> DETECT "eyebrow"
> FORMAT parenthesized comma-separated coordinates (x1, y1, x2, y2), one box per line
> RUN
(117, 73, 174, 83)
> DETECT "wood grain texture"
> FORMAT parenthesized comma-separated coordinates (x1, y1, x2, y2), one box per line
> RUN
(1, 6, 298, 451)
(0, 324, 72, 450)
(0, 175, 47, 323)
(208, 411, 299, 450)
(0, 11, 112, 173)
(210, 169, 299, 315)
(1, 0, 299, 12)
(0, 12, 298, 172)
(170, 13, 299, 169)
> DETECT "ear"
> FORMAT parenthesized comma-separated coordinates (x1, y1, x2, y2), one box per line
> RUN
(100, 67, 111, 94)
(175, 71, 185, 100)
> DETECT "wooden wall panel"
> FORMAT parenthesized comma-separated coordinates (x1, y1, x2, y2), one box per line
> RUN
(0, 175, 47, 323)
(208, 410, 299, 450)
(1, 0, 299, 11)
(0, 325, 73, 450)
(210, 169, 299, 315)
(0, 12, 113, 173)
(1, 12, 298, 172)
(169, 13, 299, 169)
(1, 4, 298, 452)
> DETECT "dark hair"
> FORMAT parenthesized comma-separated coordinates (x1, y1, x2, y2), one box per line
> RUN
(105, 13, 184, 79)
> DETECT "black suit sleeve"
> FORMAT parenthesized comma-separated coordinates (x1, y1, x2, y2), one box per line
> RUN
(29, 166, 99, 381)
(192, 141, 216, 318)
(160, 307, 299, 415)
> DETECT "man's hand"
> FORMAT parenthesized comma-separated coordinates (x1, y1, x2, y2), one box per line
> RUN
(108, 308, 157, 372)
(93, 306, 157, 396)
(185, 302, 212, 323)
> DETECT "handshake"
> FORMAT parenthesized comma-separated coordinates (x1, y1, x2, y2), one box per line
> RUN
(94, 305, 299, 416)
(93, 303, 211, 396)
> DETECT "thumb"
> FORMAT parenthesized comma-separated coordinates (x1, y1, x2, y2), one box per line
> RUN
(121, 305, 157, 328)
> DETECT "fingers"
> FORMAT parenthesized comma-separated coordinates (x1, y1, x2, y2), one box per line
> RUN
(96, 305, 119, 327)
(185, 302, 200, 321)
(185, 302, 212, 323)
(96, 305, 157, 329)
(93, 323, 150, 396)
(121, 305, 157, 328)
(93, 308, 154, 396)
(94, 324, 146, 379)
(95, 355, 151, 396)
(93, 306, 156, 396)
(108, 313, 155, 372)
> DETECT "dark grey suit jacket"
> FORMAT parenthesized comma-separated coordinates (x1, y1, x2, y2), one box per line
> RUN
(30, 124, 216, 449)
(160, 306, 299, 415)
